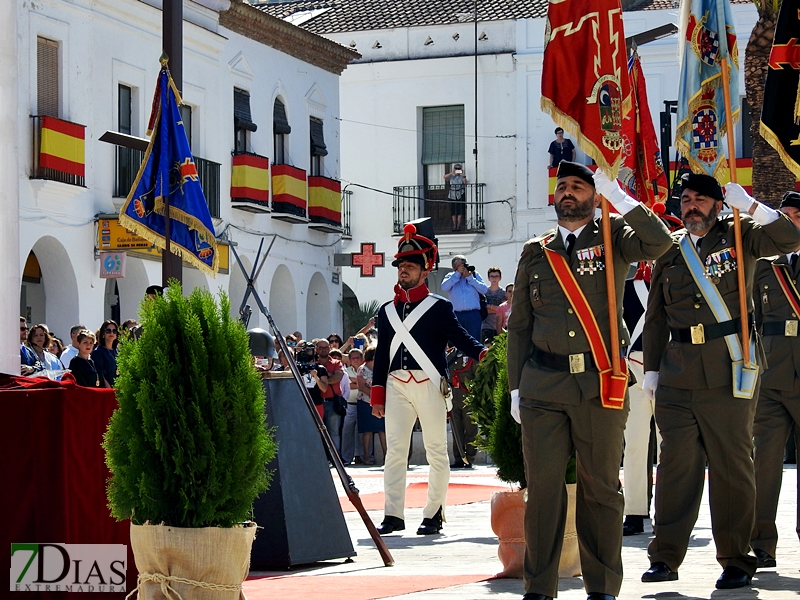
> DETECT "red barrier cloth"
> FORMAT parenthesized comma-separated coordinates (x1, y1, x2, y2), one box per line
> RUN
(0, 373, 136, 598)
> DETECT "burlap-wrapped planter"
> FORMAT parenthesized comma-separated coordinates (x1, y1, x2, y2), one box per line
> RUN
(129, 522, 256, 600)
(491, 484, 581, 579)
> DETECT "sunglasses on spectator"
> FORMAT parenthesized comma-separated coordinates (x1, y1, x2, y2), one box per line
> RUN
(20, 326, 28, 331)
(105, 328, 118, 334)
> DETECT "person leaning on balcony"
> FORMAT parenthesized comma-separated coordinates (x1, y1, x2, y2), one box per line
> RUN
(506, 161, 673, 600)
(441, 255, 488, 342)
(444, 164, 467, 232)
(641, 174, 800, 590)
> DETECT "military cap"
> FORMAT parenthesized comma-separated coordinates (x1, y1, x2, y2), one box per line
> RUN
(780, 191, 800, 211)
(556, 161, 595, 187)
(392, 223, 438, 270)
(680, 172, 724, 201)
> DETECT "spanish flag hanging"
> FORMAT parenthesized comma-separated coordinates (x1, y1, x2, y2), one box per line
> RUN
(40, 116, 85, 177)
(271, 163, 307, 218)
(231, 152, 270, 204)
(308, 176, 342, 228)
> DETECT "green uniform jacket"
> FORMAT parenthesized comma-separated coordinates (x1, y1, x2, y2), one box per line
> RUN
(754, 255, 800, 392)
(507, 204, 672, 404)
(643, 214, 800, 389)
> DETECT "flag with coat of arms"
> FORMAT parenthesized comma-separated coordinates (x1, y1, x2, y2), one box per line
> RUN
(675, 0, 740, 183)
(540, 0, 631, 177)
(119, 62, 218, 276)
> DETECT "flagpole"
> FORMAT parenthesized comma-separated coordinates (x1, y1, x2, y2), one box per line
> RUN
(600, 194, 622, 377)
(720, 56, 750, 364)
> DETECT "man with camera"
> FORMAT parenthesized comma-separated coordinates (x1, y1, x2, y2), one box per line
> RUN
(441, 255, 488, 342)
(315, 338, 345, 453)
(295, 340, 329, 420)
(444, 164, 467, 231)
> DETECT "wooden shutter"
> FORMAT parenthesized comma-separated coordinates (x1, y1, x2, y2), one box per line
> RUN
(37, 37, 59, 118)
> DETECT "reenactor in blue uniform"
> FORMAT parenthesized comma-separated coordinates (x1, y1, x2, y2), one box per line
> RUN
(371, 224, 484, 536)
(642, 174, 800, 589)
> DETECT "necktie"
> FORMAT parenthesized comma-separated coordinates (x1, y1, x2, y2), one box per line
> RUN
(792, 254, 798, 270)
(565, 233, 576, 257)
(695, 237, 703, 255)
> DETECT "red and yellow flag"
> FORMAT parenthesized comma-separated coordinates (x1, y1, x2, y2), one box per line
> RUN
(271, 163, 307, 217)
(40, 116, 85, 177)
(308, 176, 341, 227)
(231, 152, 270, 203)
(541, 0, 631, 176)
(620, 51, 669, 207)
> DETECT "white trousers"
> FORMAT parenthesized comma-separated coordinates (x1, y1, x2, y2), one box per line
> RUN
(384, 371, 449, 521)
(623, 351, 662, 516)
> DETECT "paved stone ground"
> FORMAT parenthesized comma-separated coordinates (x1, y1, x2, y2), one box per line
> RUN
(319, 464, 800, 599)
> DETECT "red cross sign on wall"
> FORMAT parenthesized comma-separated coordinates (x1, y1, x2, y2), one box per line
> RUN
(351, 243, 384, 277)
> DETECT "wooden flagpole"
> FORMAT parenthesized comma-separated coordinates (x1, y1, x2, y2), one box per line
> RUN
(600, 194, 622, 376)
(720, 56, 750, 364)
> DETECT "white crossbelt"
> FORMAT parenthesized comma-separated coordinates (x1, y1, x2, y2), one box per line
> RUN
(384, 295, 453, 407)
(627, 278, 648, 359)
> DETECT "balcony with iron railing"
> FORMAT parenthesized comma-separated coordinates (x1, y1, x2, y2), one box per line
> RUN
(392, 183, 485, 235)
(31, 115, 86, 187)
(113, 146, 221, 218)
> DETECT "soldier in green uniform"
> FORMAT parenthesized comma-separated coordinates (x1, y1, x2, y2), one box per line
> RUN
(750, 191, 800, 569)
(507, 161, 673, 600)
(641, 174, 800, 590)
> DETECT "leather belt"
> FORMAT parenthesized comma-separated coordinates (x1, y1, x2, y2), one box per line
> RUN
(670, 315, 751, 344)
(532, 347, 595, 374)
(762, 320, 799, 337)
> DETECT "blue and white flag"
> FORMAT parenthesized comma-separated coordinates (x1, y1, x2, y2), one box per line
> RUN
(119, 65, 218, 275)
(675, 0, 740, 183)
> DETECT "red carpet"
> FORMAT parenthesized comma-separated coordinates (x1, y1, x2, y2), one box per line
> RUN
(244, 573, 493, 599)
(340, 482, 508, 512)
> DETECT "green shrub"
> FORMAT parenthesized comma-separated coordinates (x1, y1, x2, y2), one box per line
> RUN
(103, 283, 276, 528)
(466, 332, 576, 488)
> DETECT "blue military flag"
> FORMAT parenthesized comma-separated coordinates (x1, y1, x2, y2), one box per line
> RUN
(119, 64, 218, 275)
(675, 0, 740, 183)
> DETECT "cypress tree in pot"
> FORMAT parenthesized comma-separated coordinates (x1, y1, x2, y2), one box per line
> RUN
(103, 284, 276, 598)
(466, 333, 579, 578)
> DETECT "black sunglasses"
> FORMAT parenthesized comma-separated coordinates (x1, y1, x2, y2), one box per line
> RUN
(105, 328, 118, 334)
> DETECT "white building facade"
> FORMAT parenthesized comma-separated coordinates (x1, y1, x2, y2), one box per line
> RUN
(260, 0, 757, 309)
(1, 0, 357, 371)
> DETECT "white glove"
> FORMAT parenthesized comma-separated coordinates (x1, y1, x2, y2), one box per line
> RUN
(642, 371, 659, 402)
(724, 182, 779, 224)
(594, 169, 638, 215)
(510, 389, 521, 424)
(723, 182, 755, 212)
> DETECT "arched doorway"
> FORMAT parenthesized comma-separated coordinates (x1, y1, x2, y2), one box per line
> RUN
(268, 264, 297, 335)
(306, 271, 330, 340)
(229, 254, 254, 327)
(22, 237, 79, 342)
(113, 257, 149, 325)
(182, 268, 209, 296)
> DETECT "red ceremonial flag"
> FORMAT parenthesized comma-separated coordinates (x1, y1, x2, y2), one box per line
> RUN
(619, 50, 669, 208)
(541, 0, 631, 177)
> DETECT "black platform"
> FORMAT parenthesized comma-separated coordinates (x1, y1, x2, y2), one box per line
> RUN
(251, 373, 355, 568)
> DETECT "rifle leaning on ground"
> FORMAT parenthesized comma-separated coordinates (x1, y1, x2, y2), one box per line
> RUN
(231, 239, 394, 567)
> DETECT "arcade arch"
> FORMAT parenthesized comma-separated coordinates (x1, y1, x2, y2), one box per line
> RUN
(268, 264, 297, 335)
(306, 271, 330, 340)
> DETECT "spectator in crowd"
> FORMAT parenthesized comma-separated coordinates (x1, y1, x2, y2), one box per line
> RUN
(60, 324, 87, 366)
(316, 338, 345, 452)
(69, 330, 100, 387)
(285, 334, 298, 349)
(121, 319, 139, 337)
(327, 333, 344, 349)
(145, 285, 164, 299)
(358, 345, 385, 465)
(481, 266, 506, 343)
(49, 337, 65, 358)
(441, 255, 488, 341)
(496, 284, 514, 335)
(27, 324, 64, 371)
(292, 331, 303, 341)
(272, 345, 294, 372)
(341, 348, 365, 465)
(548, 127, 576, 169)
(92, 319, 119, 388)
(444, 164, 468, 232)
(295, 340, 328, 419)
(341, 318, 377, 355)
(20, 317, 35, 375)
